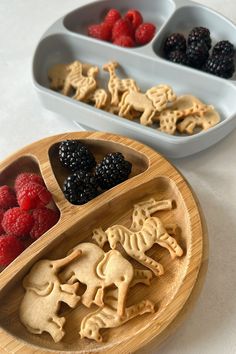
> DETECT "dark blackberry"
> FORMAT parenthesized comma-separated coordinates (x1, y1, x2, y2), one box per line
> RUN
(203, 54, 235, 78)
(164, 33, 186, 55)
(188, 27, 211, 49)
(95, 152, 132, 190)
(212, 41, 235, 58)
(168, 50, 189, 66)
(63, 171, 98, 205)
(186, 41, 209, 68)
(58, 140, 96, 172)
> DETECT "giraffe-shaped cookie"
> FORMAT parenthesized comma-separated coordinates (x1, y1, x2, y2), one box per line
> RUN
(103, 61, 140, 106)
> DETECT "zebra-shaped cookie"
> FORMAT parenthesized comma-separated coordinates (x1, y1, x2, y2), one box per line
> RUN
(92, 199, 183, 276)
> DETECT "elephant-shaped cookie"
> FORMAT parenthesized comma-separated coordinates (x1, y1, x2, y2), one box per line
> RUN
(19, 249, 81, 343)
(60, 242, 134, 316)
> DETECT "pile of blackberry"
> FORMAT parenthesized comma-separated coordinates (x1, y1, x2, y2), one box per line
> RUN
(164, 27, 235, 78)
(59, 140, 132, 205)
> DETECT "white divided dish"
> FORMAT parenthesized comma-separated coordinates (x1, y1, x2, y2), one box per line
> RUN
(32, 0, 236, 158)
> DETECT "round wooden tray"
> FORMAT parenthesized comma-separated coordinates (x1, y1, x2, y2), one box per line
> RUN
(0, 132, 208, 353)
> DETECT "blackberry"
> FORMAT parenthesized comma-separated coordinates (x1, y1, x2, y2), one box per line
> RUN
(95, 152, 132, 190)
(164, 33, 186, 55)
(188, 27, 211, 49)
(63, 171, 98, 205)
(186, 41, 209, 68)
(212, 41, 235, 58)
(59, 140, 96, 172)
(203, 54, 235, 78)
(168, 50, 189, 66)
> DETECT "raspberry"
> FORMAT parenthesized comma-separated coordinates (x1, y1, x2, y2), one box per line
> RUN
(2, 207, 34, 238)
(30, 208, 59, 239)
(88, 22, 112, 42)
(17, 182, 52, 210)
(0, 185, 17, 209)
(0, 235, 24, 266)
(104, 9, 121, 28)
(15, 172, 44, 192)
(135, 23, 156, 45)
(113, 35, 135, 47)
(112, 19, 134, 42)
(0, 209, 5, 234)
(124, 9, 143, 31)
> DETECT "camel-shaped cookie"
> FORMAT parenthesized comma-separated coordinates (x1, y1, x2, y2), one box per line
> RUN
(118, 84, 176, 126)
(103, 61, 140, 106)
(19, 250, 81, 343)
(62, 60, 98, 100)
(177, 108, 220, 134)
(93, 199, 183, 276)
(48, 62, 93, 92)
(80, 288, 155, 342)
(60, 242, 137, 316)
(153, 95, 216, 135)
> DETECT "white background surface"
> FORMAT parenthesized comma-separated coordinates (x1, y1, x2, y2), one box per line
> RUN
(0, 1, 236, 353)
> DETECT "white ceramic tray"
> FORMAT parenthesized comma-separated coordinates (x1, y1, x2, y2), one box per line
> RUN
(32, 0, 236, 158)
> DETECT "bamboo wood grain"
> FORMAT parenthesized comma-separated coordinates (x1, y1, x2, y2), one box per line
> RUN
(0, 132, 208, 353)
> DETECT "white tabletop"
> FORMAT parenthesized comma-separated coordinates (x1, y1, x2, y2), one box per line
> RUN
(0, 1, 236, 353)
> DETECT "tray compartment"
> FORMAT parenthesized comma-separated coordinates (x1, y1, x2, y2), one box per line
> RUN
(34, 33, 236, 119)
(0, 176, 191, 352)
(48, 138, 149, 205)
(0, 156, 41, 187)
(153, 4, 236, 80)
(63, 0, 175, 43)
(33, 33, 236, 158)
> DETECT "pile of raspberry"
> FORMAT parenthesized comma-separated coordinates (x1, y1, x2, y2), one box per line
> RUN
(164, 27, 235, 79)
(0, 173, 59, 267)
(88, 8, 156, 47)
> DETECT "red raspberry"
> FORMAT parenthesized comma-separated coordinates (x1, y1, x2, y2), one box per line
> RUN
(17, 182, 52, 210)
(0, 209, 5, 234)
(113, 35, 135, 47)
(15, 172, 44, 192)
(2, 207, 34, 237)
(124, 9, 143, 31)
(88, 22, 112, 41)
(135, 23, 156, 45)
(30, 208, 59, 239)
(112, 19, 134, 42)
(104, 9, 121, 28)
(0, 185, 17, 209)
(0, 234, 24, 266)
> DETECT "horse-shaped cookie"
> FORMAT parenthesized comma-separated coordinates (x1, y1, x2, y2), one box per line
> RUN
(93, 199, 183, 276)
(19, 250, 81, 343)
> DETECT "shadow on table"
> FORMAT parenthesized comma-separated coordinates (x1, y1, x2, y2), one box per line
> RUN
(137, 129, 236, 354)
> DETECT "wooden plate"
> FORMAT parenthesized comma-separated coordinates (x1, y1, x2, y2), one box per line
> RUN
(0, 132, 208, 353)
